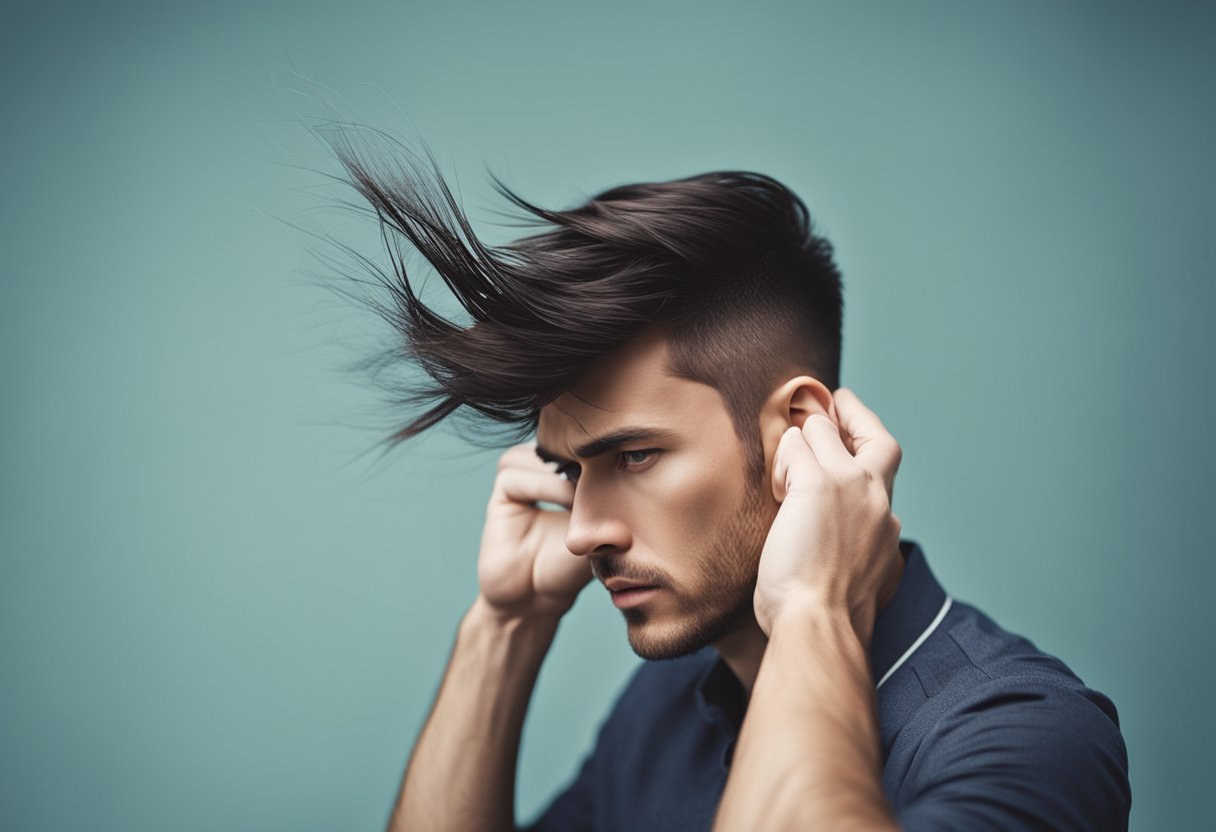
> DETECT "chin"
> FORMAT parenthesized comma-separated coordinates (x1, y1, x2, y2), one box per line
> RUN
(622, 602, 752, 661)
(625, 623, 704, 661)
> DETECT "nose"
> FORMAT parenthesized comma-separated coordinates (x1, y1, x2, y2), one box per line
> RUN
(563, 486, 631, 557)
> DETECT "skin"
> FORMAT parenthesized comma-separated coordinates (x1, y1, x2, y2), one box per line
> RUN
(386, 324, 905, 831)
(714, 378, 905, 830)
(532, 325, 776, 680)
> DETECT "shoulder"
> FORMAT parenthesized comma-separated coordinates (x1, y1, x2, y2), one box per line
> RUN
(887, 602, 1131, 830)
(933, 601, 1123, 733)
(917, 667, 1128, 773)
(899, 673, 1131, 830)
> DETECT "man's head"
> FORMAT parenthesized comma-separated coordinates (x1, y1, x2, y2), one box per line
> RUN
(534, 325, 839, 659)
(322, 130, 844, 656)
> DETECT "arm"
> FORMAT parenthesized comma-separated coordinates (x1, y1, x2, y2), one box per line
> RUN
(387, 596, 560, 832)
(714, 387, 904, 830)
(386, 440, 592, 832)
(715, 604, 897, 830)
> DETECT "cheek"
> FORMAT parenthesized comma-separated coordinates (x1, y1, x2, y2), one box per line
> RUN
(642, 451, 750, 552)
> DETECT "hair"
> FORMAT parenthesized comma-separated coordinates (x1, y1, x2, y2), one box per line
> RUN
(311, 125, 844, 487)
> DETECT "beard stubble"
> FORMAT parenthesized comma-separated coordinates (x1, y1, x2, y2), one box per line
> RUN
(619, 476, 774, 661)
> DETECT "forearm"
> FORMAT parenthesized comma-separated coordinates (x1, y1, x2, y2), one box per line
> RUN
(713, 605, 898, 831)
(388, 595, 561, 832)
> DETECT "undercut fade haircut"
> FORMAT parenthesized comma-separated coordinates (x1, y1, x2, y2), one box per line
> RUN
(312, 125, 843, 488)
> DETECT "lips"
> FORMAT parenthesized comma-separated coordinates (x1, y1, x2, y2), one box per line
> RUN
(606, 582, 661, 610)
(603, 577, 660, 592)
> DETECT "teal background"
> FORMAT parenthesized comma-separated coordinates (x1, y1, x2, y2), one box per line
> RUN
(2, 1, 1212, 830)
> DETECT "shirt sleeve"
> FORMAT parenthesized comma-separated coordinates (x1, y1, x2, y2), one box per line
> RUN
(894, 675, 1131, 832)
(516, 746, 597, 832)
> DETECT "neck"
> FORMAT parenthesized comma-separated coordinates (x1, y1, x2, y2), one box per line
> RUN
(713, 615, 769, 697)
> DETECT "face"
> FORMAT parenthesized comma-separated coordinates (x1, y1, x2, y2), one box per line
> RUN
(535, 327, 779, 660)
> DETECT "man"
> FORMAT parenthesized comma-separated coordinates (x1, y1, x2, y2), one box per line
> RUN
(316, 130, 1131, 830)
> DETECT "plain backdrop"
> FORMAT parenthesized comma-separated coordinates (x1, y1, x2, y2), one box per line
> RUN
(2, 1, 1213, 830)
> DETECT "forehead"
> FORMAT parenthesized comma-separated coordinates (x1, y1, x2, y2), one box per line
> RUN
(536, 327, 724, 446)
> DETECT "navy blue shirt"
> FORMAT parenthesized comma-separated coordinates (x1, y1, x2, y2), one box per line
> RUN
(519, 540, 1131, 831)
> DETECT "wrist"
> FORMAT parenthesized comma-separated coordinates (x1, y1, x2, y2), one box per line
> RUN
(768, 593, 872, 650)
(466, 593, 565, 634)
(768, 593, 838, 632)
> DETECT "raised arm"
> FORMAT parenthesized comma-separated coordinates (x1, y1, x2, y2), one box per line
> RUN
(714, 388, 905, 830)
(387, 441, 591, 832)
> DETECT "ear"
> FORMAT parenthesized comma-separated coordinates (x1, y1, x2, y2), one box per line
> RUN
(756, 375, 836, 483)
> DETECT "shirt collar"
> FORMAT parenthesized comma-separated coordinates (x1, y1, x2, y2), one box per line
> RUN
(868, 539, 949, 687)
(694, 647, 747, 730)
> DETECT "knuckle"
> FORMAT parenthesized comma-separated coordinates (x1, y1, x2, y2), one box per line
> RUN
(867, 478, 891, 506)
(491, 467, 514, 493)
(840, 464, 868, 488)
(498, 445, 538, 473)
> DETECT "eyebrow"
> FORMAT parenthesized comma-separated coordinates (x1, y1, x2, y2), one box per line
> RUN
(535, 427, 678, 464)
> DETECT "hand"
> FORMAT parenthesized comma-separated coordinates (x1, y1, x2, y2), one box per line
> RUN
(753, 388, 904, 643)
(476, 440, 593, 621)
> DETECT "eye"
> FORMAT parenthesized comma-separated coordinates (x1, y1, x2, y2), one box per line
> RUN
(553, 450, 659, 485)
(618, 449, 660, 470)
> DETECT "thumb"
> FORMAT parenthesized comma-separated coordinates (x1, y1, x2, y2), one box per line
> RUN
(771, 425, 819, 502)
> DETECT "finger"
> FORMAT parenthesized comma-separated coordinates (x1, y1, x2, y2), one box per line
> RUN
(833, 388, 902, 495)
(801, 413, 858, 474)
(770, 425, 822, 502)
(494, 467, 575, 509)
(499, 441, 563, 474)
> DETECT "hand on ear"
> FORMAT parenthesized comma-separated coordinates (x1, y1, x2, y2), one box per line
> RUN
(762, 378, 896, 502)
(754, 387, 904, 642)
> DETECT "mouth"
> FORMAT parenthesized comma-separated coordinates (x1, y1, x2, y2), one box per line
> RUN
(605, 582, 661, 610)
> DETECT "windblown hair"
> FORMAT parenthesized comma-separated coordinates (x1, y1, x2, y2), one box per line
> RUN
(315, 126, 843, 487)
